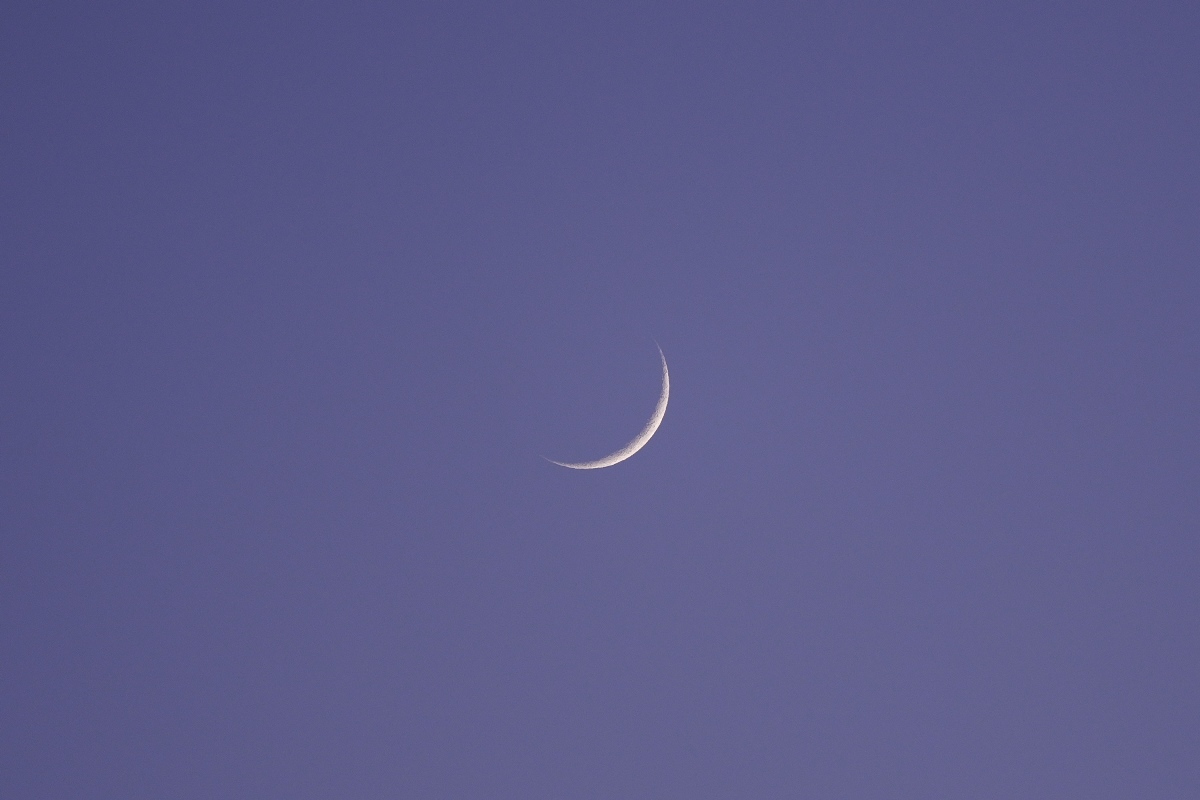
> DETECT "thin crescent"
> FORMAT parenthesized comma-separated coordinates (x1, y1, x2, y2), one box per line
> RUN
(546, 344, 669, 470)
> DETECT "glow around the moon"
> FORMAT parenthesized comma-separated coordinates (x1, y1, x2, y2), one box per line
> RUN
(546, 344, 669, 470)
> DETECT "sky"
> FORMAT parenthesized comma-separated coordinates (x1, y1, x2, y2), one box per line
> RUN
(2, 2, 1198, 797)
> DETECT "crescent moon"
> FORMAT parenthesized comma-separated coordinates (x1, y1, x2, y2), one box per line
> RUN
(546, 344, 669, 470)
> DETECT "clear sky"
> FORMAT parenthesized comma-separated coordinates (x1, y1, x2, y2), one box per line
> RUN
(3, 2, 1197, 796)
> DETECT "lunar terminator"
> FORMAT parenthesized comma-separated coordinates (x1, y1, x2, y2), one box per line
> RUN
(547, 344, 669, 469)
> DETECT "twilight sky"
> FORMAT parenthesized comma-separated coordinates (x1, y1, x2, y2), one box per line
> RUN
(2, 2, 1198, 797)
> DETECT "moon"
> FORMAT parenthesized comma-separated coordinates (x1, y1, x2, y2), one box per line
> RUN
(546, 344, 670, 470)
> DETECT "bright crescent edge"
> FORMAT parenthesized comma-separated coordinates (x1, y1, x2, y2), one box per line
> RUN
(545, 344, 669, 470)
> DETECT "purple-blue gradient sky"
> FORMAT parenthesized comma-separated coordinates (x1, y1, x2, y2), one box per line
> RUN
(3, 2, 1198, 796)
